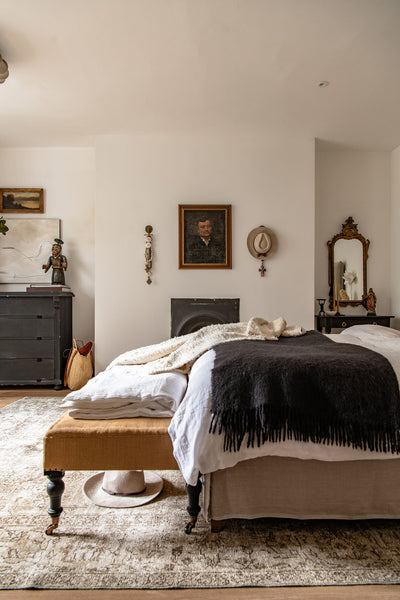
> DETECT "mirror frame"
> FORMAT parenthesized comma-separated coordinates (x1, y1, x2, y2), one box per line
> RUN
(327, 217, 370, 310)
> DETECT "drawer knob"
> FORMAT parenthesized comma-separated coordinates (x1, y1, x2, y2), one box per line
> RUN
(36, 358, 42, 362)
(341, 321, 348, 328)
(36, 315, 43, 319)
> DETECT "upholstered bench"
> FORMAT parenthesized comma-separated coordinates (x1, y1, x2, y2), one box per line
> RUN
(43, 412, 179, 535)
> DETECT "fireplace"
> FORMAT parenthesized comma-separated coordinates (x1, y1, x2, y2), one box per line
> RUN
(171, 298, 240, 337)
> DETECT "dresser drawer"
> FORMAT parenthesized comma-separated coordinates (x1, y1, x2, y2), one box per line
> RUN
(316, 314, 394, 333)
(0, 358, 55, 381)
(0, 316, 54, 339)
(0, 297, 56, 317)
(339, 317, 390, 328)
(0, 339, 54, 359)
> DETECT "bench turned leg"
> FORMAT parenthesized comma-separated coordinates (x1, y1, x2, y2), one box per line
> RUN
(44, 470, 65, 535)
(185, 474, 202, 534)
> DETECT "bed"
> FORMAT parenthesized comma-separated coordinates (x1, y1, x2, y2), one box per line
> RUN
(43, 319, 400, 534)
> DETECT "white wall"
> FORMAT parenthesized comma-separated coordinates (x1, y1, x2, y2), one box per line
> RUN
(391, 145, 400, 329)
(95, 134, 315, 371)
(0, 147, 96, 343)
(315, 150, 391, 315)
(0, 143, 396, 374)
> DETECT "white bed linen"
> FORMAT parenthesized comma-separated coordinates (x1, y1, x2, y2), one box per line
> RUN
(325, 324, 400, 386)
(62, 316, 304, 420)
(168, 325, 400, 486)
(107, 317, 304, 374)
(61, 366, 188, 419)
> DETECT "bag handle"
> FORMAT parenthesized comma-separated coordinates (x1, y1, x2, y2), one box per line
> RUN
(63, 339, 79, 387)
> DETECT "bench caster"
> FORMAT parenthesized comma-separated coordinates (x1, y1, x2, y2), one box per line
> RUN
(45, 517, 60, 536)
(185, 515, 197, 534)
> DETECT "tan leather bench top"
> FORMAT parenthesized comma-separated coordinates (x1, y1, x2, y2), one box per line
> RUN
(43, 411, 178, 472)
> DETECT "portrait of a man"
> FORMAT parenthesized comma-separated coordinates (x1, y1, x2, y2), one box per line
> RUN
(179, 205, 232, 269)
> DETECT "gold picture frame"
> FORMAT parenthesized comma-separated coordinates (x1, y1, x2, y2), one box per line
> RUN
(179, 204, 232, 269)
(0, 188, 44, 213)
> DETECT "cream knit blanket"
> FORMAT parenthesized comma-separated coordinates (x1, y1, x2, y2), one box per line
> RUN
(107, 317, 305, 375)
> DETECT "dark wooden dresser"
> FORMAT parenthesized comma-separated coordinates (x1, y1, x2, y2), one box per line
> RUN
(315, 314, 393, 334)
(0, 291, 73, 388)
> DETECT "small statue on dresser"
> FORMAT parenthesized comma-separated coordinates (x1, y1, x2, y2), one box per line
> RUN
(0, 216, 8, 236)
(42, 238, 68, 285)
(362, 287, 377, 316)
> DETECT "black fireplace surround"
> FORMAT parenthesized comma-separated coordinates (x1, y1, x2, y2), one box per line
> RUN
(171, 298, 240, 337)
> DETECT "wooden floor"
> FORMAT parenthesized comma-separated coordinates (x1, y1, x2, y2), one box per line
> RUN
(1, 588, 400, 600)
(1, 388, 399, 600)
(0, 386, 67, 408)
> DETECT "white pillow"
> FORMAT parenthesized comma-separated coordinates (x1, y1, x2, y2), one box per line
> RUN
(339, 324, 400, 340)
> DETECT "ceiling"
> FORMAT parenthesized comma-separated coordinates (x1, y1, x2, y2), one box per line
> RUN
(1, 0, 400, 150)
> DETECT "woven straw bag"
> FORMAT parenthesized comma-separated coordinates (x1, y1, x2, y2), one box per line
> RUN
(64, 339, 94, 391)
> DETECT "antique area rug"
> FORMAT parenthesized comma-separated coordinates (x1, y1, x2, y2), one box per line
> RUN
(2, 397, 400, 590)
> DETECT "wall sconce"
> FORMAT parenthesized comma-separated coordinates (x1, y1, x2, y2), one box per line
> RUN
(247, 226, 276, 276)
(0, 55, 9, 84)
(144, 225, 153, 284)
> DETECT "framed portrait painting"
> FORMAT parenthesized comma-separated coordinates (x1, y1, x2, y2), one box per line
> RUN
(179, 204, 232, 269)
(0, 188, 44, 213)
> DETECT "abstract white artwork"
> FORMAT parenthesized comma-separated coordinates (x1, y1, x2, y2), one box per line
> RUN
(0, 218, 60, 283)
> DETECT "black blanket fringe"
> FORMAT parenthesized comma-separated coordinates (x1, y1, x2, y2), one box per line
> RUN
(209, 331, 400, 454)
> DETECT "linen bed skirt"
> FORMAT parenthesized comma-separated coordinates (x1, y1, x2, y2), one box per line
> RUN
(202, 455, 400, 521)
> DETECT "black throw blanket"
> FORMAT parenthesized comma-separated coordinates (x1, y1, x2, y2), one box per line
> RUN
(210, 331, 400, 454)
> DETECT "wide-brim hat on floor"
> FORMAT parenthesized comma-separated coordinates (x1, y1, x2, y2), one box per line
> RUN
(83, 469, 163, 508)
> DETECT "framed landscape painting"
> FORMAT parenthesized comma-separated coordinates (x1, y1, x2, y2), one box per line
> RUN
(179, 204, 232, 269)
(0, 188, 44, 213)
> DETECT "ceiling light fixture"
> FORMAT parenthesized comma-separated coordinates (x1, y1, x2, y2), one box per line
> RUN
(0, 55, 9, 84)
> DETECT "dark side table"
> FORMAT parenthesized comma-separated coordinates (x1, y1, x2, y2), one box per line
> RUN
(0, 291, 74, 388)
(316, 314, 394, 334)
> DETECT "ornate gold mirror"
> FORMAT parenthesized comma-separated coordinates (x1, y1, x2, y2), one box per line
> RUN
(327, 217, 369, 310)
